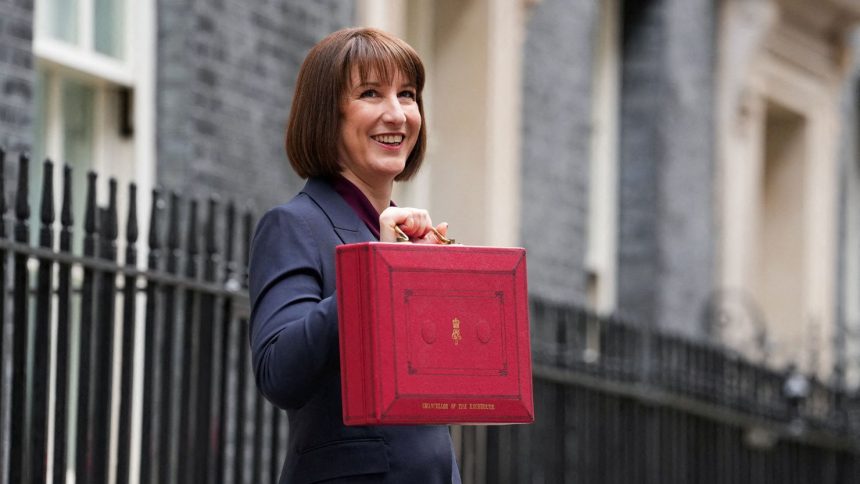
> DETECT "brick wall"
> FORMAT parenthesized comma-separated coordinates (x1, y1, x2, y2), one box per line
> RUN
(617, 0, 716, 335)
(156, 0, 355, 216)
(0, 0, 34, 154)
(519, 0, 598, 305)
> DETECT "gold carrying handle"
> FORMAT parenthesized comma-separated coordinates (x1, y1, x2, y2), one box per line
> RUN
(394, 225, 456, 245)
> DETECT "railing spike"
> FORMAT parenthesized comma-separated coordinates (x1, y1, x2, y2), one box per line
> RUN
(242, 209, 253, 288)
(223, 201, 236, 282)
(148, 187, 161, 250)
(61, 165, 73, 228)
(0, 147, 6, 223)
(186, 198, 199, 258)
(206, 196, 218, 256)
(40, 159, 55, 226)
(84, 171, 99, 236)
(167, 192, 180, 251)
(100, 207, 110, 240)
(15, 153, 30, 223)
(106, 178, 118, 241)
(126, 183, 138, 245)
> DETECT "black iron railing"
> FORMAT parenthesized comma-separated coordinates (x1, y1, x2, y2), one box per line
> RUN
(527, 300, 860, 439)
(0, 149, 286, 484)
(453, 299, 860, 483)
(1, 146, 859, 484)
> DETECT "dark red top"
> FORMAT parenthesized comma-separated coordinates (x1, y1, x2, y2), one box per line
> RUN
(329, 174, 395, 240)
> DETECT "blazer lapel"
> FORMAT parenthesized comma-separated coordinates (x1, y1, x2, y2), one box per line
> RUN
(301, 178, 375, 244)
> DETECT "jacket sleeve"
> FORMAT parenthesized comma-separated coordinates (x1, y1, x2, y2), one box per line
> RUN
(248, 205, 339, 409)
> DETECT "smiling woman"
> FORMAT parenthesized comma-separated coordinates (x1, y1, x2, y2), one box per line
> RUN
(249, 28, 461, 484)
(285, 28, 426, 182)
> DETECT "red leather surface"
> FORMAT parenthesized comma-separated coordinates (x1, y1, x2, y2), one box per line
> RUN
(336, 243, 534, 425)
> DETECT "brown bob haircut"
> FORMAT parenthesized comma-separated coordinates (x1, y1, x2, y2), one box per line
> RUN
(286, 27, 427, 181)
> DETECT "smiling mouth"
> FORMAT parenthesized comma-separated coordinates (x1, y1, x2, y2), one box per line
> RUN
(371, 134, 404, 146)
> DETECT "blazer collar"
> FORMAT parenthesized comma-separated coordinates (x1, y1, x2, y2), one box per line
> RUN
(301, 177, 375, 244)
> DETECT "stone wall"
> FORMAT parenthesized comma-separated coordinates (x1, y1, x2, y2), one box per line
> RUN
(519, 0, 598, 305)
(616, 0, 716, 335)
(0, 0, 34, 155)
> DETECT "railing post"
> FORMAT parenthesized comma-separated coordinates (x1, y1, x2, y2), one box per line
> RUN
(253, 379, 267, 482)
(90, 179, 118, 484)
(158, 192, 181, 484)
(179, 198, 199, 484)
(0, 147, 6, 444)
(75, 171, 99, 483)
(250, 210, 268, 483)
(32, 159, 56, 484)
(195, 197, 219, 481)
(139, 187, 162, 484)
(271, 389, 283, 481)
(233, 321, 250, 484)
(232, 210, 254, 484)
(9, 152, 30, 484)
(215, 201, 236, 484)
(53, 164, 74, 484)
(116, 182, 139, 484)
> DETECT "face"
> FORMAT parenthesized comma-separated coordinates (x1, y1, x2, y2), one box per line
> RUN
(337, 67, 421, 190)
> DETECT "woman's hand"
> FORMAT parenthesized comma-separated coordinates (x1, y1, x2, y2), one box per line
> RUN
(379, 206, 449, 244)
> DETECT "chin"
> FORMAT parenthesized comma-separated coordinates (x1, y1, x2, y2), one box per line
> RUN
(375, 161, 407, 177)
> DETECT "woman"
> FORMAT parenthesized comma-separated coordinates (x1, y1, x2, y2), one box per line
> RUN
(249, 28, 461, 483)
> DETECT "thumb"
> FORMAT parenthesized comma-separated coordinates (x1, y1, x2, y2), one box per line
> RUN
(424, 222, 449, 245)
(435, 222, 448, 237)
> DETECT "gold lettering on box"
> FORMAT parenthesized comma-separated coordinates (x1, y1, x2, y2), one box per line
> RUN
(421, 402, 450, 410)
(467, 403, 495, 410)
(451, 402, 497, 411)
(452, 317, 462, 345)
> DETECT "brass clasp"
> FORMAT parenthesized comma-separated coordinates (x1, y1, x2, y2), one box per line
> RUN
(393, 225, 456, 245)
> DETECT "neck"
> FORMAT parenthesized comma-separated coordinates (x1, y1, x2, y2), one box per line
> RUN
(340, 170, 392, 214)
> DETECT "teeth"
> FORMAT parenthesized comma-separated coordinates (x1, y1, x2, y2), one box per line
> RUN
(373, 134, 403, 144)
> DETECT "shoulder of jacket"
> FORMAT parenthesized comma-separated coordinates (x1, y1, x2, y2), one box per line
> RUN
(260, 193, 323, 224)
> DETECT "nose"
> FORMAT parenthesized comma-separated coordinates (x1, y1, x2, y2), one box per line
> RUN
(381, 95, 407, 125)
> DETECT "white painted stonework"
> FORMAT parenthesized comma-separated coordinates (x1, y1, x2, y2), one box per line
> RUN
(717, 0, 860, 375)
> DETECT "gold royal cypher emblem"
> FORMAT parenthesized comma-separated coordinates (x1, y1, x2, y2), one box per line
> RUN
(452, 317, 462, 345)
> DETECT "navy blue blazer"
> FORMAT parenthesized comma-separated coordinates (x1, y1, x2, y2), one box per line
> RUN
(249, 178, 461, 483)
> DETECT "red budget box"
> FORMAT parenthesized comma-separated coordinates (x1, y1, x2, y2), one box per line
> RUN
(335, 242, 534, 425)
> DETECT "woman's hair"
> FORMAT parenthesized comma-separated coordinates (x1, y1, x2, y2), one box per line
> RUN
(286, 27, 427, 181)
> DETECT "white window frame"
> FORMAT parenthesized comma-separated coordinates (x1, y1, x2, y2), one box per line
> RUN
(34, 0, 132, 81)
(585, 0, 620, 315)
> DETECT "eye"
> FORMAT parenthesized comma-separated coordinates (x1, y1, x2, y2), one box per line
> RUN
(399, 90, 416, 100)
(359, 89, 379, 99)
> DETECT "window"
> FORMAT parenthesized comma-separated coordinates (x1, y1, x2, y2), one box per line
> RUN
(39, 0, 126, 59)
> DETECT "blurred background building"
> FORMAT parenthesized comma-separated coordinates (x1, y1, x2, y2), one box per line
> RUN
(3, 0, 860, 483)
